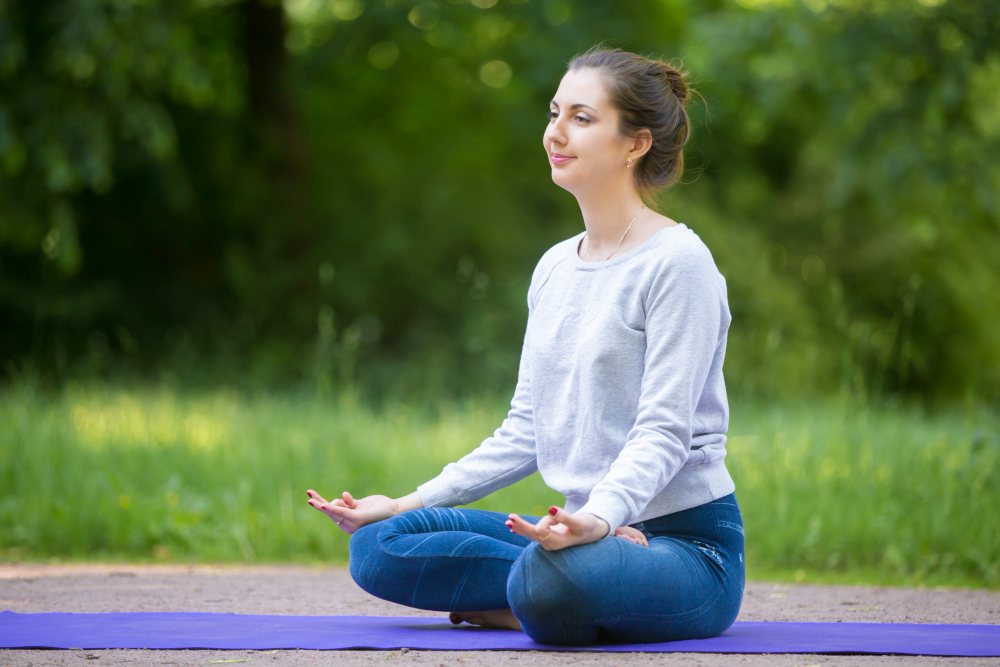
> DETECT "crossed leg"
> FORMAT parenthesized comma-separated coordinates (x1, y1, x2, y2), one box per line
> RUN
(349, 506, 742, 646)
(349, 507, 537, 616)
(506, 528, 743, 645)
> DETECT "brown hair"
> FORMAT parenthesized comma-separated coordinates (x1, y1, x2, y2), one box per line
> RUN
(567, 44, 694, 199)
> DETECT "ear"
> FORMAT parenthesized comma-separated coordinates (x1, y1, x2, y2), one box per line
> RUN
(629, 128, 653, 160)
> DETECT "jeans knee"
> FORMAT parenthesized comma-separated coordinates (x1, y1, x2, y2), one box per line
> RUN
(506, 545, 600, 646)
(348, 521, 382, 592)
(507, 544, 582, 620)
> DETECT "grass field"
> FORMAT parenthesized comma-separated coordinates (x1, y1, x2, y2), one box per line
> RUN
(1, 381, 997, 588)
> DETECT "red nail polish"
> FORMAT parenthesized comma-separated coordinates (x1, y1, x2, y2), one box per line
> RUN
(549, 507, 558, 516)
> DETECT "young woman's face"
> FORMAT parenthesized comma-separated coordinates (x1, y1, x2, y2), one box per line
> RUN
(543, 68, 630, 195)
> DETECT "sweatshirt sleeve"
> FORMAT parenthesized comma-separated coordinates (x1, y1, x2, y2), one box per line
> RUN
(415, 269, 541, 508)
(575, 244, 728, 538)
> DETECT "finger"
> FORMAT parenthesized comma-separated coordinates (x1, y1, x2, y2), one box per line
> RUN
(324, 506, 350, 523)
(530, 515, 555, 538)
(307, 498, 325, 511)
(335, 517, 357, 531)
(317, 503, 352, 524)
(506, 514, 542, 540)
(546, 506, 580, 533)
(307, 490, 331, 505)
(324, 492, 355, 510)
(508, 513, 568, 543)
(504, 514, 535, 539)
(307, 496, 334, 513)
(333, 502, 362, 522)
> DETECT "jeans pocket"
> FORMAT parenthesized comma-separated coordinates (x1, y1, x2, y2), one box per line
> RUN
(710, 503, 746, 588)
(716, 519, 744, 537)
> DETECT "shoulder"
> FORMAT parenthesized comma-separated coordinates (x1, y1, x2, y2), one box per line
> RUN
(536, 232, 580, 271)
(642, 225, 726, 307)
(527, 233, 579, 307)
(651, 225, 721, 278)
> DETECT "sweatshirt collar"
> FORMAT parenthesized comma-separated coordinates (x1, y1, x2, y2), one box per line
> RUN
(569, 223, 687, 270)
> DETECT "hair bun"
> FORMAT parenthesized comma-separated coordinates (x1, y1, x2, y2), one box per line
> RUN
(654, 60, 689, 105)
(567, 45, 694, 193)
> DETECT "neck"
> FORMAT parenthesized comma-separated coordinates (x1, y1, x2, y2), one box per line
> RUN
(576, 184, 647, 257)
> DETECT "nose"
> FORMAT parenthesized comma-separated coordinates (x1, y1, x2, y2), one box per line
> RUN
(544, 122, 566, 153)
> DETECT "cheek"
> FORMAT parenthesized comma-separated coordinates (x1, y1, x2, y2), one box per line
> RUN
(569, 128, 603, 157)
(584, 132, 614, 157)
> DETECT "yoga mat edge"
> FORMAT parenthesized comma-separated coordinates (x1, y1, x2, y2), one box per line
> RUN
(1, 611, 998, 656)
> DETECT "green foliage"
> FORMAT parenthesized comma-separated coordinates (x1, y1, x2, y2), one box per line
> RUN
(731, 395, 1000, 585)
(1, 382, 997, 587)
(0, 0, 242, 254)
(684, 0, 1000, 399)
(1, 0, 998, 402)
(0, 0, 247, 375)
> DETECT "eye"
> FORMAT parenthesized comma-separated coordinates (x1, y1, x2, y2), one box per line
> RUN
(547, 110, 590, 123)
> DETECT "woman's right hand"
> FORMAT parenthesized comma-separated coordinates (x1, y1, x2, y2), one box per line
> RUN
(306, 489, 399, 534)
(613, 525, 649, 547)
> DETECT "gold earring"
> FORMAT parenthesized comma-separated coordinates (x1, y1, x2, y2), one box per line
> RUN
(626, 157, 632, 168)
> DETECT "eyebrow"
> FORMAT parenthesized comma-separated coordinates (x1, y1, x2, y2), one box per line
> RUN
(549, 100, 598, 113)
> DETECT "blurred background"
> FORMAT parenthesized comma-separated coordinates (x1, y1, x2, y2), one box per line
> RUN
(1, 0, 998, 586)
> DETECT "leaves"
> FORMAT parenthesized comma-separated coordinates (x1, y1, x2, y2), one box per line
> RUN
(1, 0, 997, 400)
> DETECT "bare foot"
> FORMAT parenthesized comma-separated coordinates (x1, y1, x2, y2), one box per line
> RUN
(448, 608, 522, 631)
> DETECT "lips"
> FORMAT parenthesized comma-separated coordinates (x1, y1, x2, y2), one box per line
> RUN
(550, 153, 575, 163)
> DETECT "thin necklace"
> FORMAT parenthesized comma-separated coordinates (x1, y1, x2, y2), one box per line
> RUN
(582, 204, 645, 261)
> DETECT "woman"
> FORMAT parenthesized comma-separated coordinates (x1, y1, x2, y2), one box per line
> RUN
(306, 45, 744, 646)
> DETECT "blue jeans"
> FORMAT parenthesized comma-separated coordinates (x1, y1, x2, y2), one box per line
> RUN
(349, 493, 745, 646)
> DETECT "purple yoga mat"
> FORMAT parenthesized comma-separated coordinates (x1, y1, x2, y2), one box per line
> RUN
(1, 611, 998, 656)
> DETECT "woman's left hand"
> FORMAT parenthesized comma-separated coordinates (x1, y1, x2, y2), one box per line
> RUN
(506, 506, 609, 551)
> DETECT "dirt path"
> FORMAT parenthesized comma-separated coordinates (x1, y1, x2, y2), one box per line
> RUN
(1, 564, 998, 666)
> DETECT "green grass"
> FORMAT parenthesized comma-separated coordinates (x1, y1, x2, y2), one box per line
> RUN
(1, 381, 997, 588)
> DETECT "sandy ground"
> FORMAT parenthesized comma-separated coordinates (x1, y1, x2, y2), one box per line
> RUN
(1, 563, 998, 666)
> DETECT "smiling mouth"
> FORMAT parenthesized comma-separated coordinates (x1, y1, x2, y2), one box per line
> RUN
(550, 154, 575, 162)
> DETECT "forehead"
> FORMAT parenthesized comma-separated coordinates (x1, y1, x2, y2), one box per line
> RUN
(550, 68, 609, 110)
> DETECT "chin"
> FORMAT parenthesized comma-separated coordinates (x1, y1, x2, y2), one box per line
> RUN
(550, 177, 574, 194)
(550, 170, 575, 187)
(551, 174, 584, 196)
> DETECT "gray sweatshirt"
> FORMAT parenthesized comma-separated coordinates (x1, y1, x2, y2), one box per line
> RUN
(416, 223, 735, 539)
